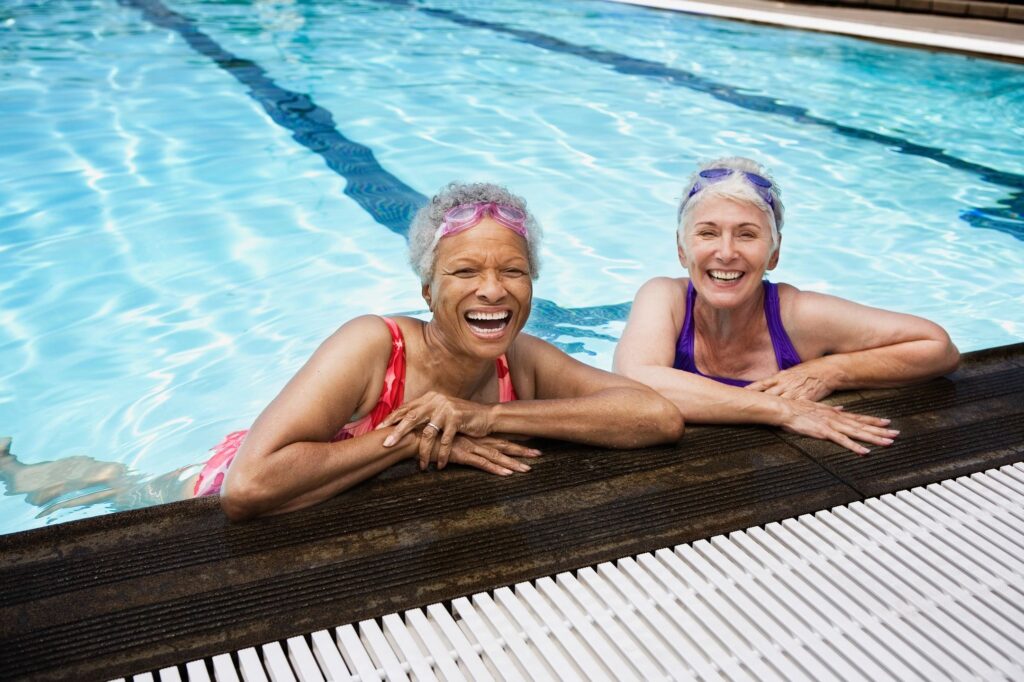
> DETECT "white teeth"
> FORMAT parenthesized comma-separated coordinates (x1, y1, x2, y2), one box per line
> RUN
(709, 270, 743, 281)
(466, 311, 510, 320)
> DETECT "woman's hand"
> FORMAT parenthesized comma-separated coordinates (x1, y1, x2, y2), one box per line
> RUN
(443, 435, 540, 475)
(377, 391, 497, 470)
(779, 398, 899, 455)
(745, 363, 835, 401)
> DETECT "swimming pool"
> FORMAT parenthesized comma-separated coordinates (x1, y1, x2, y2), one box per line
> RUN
(2, 0, 1023, 534)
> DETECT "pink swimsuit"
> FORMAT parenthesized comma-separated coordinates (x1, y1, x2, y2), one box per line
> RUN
(194, 317, 518, 497)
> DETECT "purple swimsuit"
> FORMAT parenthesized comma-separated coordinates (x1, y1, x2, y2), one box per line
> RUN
(673, 280, 802, 387)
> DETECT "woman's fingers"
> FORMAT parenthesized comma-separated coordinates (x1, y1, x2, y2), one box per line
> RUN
(819, 409, 898, 453)
(473, 445, 531, 473)
(473, 436, 541, 457)
(834, 424, 893, 448)
(457, 446, 529, 474)
(435, 421, 458, 470)
(417, 421, 442, 470)
(745, 377, 773, 392)
(442, 437, 534, 475)
(492, 441, 542, 458)
(376, 406, 409, 430)
(835, 409, 891, 427)
(825, 429, 871, 456)
(383, 411, 421, 447)
(786, 400, 899, 456)
(826, 406, 898, 436)
(460, 453, 514, 476)
(832, 416, 897, 446)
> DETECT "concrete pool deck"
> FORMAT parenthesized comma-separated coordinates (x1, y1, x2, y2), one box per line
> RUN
(2, 343, 1023, 680)
(611, 0, 1024, 59)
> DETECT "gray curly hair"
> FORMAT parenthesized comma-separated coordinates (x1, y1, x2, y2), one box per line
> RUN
(676, 156, 785, 258)
(408, 182, 543, 283)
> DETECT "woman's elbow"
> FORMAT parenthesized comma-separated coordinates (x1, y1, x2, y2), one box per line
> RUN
(927, 333, 960, 377)
(631, 392, 685, 446)
(938, 343, 961, 376)
(655, 397, 686, 442)
(219, 471, 267, 522)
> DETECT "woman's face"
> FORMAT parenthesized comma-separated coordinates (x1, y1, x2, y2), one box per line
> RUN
(680, 195, 778, 309)
(425, 218, 533, 358)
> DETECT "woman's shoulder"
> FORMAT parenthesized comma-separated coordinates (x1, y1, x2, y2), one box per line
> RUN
(319, 315, 405, 364)
(635, 275, 689, 302)
(774, 282, 852, 320)
(774, 283, 871, 356)
(626, 276, 690, 335)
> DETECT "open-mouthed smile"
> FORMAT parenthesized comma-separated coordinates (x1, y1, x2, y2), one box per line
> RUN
(464, 309, 512, 337)
(708, 269, 744, 282)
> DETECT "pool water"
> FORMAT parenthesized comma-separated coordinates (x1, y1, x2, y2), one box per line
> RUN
(2, 0, 1023, 534)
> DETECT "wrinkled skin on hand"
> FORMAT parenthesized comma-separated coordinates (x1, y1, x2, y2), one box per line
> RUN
(377, 391, 528, 471)
(777, 397, 898, 455)
(430, 433, 539, 475)
(745, 365, 833, 401)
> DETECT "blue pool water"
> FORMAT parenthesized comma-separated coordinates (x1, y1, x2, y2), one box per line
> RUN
(2, 0, 1023, 534)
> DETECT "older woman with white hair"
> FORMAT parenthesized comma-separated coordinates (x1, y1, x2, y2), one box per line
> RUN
(199, 181, 683, 520)
(614, 157, 959, 454)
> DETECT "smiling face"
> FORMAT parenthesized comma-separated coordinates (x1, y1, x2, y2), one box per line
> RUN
(424, 218, 533, 358)
(679, 195, 779, 309)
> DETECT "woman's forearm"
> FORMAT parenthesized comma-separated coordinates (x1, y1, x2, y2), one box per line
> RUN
(810, 339, 960, 392)
(623, 365, 788, 425)
(222, 431, 417, 521)
(489, 387, 684, 449)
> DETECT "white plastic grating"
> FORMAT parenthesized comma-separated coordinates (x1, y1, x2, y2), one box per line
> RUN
(118, 463, 1024, 682)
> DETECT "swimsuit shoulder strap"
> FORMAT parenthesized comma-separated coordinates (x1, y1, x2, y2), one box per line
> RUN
(377, 317, 407, 409)
(673, 280, 699, 372)
(495, 355, 517, 402)
(763, 282, 802, 371)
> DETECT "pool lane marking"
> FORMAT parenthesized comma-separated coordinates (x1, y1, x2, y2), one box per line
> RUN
(117, 0, 424, 237)
(117, 0, 636, 344)
(612, 0, 1024, 60)
(379, 0, 1023, 240)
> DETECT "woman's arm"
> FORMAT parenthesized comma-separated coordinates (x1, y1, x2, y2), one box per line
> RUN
(615, 278, 786, 424)
(220, 316, 414, 520)
(492, 333, 686, 448)
(377, 331, 685, 466)
(746, 289, 961, 400)
(613, 278, 898, 454)
(222, 317, 536, 520)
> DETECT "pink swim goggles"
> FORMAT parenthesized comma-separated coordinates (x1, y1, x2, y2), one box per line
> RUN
(436, 202, 529, 240)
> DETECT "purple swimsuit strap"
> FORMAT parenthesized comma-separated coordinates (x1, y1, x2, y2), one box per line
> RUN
(764, 281, 802, 371)
(673, 280, 801, 387)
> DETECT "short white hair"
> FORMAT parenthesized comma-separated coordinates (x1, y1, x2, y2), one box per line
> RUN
(676, 156, 785, 258)
(407, 182, 543, 283)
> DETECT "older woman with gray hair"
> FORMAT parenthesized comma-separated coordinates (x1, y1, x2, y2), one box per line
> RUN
(200, 181, 683, 520)
(614, 157, 959, 454)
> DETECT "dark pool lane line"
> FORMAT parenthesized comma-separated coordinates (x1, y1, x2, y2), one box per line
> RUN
(119, 0, 424, 237)
(378, 0, 1023, 240)
(118, 0, 635, 345)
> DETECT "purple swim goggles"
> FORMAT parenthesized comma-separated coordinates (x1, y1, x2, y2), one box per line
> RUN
(437, 202, 529, 240)
(682, 168, 776, 215)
